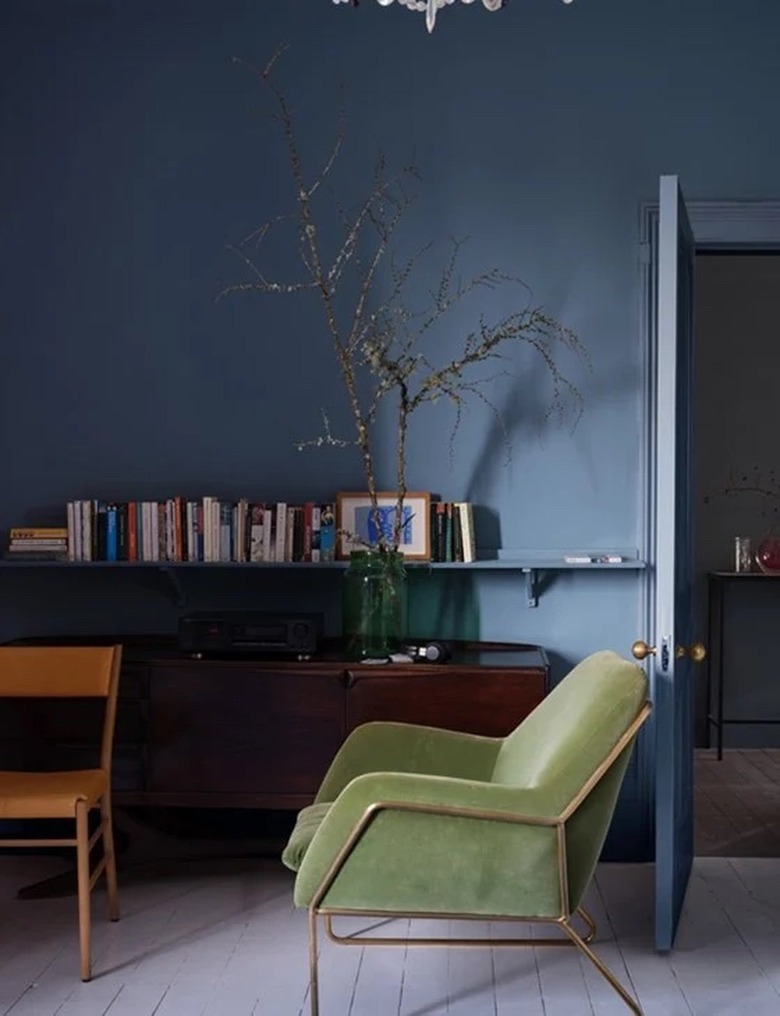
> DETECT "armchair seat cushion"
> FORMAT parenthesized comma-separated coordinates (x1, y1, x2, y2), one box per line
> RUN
(282, 802, 333, 872)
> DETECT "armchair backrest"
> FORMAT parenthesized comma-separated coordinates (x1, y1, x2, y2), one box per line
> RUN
(491, 650, 648, 907)
(492, 649, 647, 798)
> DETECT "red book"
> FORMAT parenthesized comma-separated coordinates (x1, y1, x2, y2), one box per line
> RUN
(127, 502, 138, 562)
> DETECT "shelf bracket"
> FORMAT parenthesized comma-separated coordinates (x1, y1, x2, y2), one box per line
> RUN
(158, 566, 186, 608)
(522, 568, 539, 608)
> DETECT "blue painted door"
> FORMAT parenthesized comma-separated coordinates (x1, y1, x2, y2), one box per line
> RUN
(653, 175, 696, 951)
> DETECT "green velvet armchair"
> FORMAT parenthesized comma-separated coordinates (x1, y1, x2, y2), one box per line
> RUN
(282, 649, 651, 1015)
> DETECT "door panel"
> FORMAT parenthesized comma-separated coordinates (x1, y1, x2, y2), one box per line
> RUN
(653, 174, 696, 951)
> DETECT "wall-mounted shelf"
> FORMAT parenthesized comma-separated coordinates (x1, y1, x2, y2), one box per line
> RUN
(0, 557, 647, 607)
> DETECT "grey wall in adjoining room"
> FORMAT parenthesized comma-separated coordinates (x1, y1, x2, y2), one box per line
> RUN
(695, 254, 780, 748)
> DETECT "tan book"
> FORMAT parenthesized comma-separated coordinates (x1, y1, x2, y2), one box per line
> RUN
(10, 527, 68, 539)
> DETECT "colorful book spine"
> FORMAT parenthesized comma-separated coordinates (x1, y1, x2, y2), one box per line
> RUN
(10, 527, 68, 539)
(274, 502, 287, 563)
(250, 503, 265, 562)
(456, 502, 476, 563)
(302, 502, 314, 562)
(320, 504, 335, 561)
(8, 539, 67, 548)
(310, 505, 322, 562)
(106, 504, 118, 562)
(219, 501, 233, 562)
(263, 506, 274, 562)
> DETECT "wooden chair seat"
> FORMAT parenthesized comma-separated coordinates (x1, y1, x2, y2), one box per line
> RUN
(0, 770, 108, 818)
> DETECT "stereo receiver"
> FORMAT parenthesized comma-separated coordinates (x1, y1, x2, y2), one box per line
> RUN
(178, 611, 321, 658)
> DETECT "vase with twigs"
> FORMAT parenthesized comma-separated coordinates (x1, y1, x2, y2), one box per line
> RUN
(220, 47, 589, 656)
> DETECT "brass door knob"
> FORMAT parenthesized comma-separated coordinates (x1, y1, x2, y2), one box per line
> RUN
(675, 642, 707, 662)
(631, 640, 656, 660)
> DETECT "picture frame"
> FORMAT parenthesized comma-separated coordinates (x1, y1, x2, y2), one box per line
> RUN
(336, 491, 431, 560)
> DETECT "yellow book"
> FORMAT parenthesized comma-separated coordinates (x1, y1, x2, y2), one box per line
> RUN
(10, 527, 68, 539)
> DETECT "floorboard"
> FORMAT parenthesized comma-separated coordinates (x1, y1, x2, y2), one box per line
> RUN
(2, 850, 780, 1015)
(1, 752, 779, 1016)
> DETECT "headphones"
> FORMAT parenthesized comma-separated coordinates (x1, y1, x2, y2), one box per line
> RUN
(402, 640, 451, 663)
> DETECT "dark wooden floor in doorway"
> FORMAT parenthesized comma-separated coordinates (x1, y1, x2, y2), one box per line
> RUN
(695, 748, 780, 857)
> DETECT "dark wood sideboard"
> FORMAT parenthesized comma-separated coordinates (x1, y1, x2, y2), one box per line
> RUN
(0, 636, 549, 810)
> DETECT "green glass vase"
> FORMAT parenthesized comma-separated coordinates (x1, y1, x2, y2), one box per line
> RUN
(342, 549, 408, 661)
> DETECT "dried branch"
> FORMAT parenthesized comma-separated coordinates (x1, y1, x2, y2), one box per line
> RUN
(704, 466, 780, 522)
(223, 48, 589, 552)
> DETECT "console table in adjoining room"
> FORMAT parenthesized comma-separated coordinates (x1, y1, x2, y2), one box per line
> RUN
(707, 571, 780, 759)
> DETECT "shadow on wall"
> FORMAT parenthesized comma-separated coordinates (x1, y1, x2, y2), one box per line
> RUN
(407, 570, 481, 642)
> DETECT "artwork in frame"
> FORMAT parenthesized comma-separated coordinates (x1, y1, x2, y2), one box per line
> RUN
(336, 492, 431, 560)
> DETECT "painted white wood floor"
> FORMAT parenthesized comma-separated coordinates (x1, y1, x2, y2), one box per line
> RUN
(1, 853, 780, 1016)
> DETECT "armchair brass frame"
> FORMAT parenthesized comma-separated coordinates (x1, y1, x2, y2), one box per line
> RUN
(0, 645, 123, 981)
(306, 701, 651, 1016)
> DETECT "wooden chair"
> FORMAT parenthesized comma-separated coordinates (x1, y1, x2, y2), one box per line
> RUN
(0, 645, 123, 980)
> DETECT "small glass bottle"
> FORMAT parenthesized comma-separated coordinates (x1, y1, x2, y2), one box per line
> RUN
(734, 536, 752, 573)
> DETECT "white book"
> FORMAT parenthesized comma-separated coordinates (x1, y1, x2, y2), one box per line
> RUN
(213, 499, 224, 562)
(236, 498, 249, 561)
(9, 538, 67, 548)
(81, 500, 92, 562)
(263, 507, 274, 562)
(202, 496, 214, 562)
(147, 501, 157, 564)
(149, 501, 160, 562)
(456, 502, 475, 563)
(164, 500, 173, 562)
(66, 501, 76, 562)
(190, 500, 199, 561)
(140, 502, 147, 562)
(73, 499, 83, 561)
(275, 502, 287, 563)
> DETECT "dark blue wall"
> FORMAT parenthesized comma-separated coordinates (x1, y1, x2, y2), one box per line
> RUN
(3, 0, 780, 856)
(4, 0, 780, 647)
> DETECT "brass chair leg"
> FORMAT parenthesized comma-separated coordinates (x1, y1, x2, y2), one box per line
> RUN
(561, 918, 642, 1015)
(100, 795, 120, 922)
(308, 907, 320, 1016)
(575, 905, 597, 944)
(75, 801, 92, 982)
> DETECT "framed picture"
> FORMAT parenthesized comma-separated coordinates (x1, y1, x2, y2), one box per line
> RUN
(336, 491, 431, 560)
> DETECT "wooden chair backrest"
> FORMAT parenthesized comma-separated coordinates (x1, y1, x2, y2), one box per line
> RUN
(0, 646, 121, 697)
(0, 645, 123, 772)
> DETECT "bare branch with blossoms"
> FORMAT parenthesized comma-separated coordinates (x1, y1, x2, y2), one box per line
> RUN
(220, 47, 588, 551)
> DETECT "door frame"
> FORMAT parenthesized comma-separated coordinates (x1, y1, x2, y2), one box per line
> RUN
(638, 198, 780, 856)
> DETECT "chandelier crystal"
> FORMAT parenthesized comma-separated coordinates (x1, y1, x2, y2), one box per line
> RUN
(333, 0, 574, 35)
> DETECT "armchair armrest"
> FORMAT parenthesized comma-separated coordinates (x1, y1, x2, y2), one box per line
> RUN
(313, 721, 503, 805)
(296, 771, 564, 915)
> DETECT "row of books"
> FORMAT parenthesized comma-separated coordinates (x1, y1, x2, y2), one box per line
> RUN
(430, 502, 476, 563)
(6, 498, 479, 564)
(50, 500, 339, 563)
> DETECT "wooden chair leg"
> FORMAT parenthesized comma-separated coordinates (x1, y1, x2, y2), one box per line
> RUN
(100, 794, 120, 922)
(75, 800, 92, 982)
